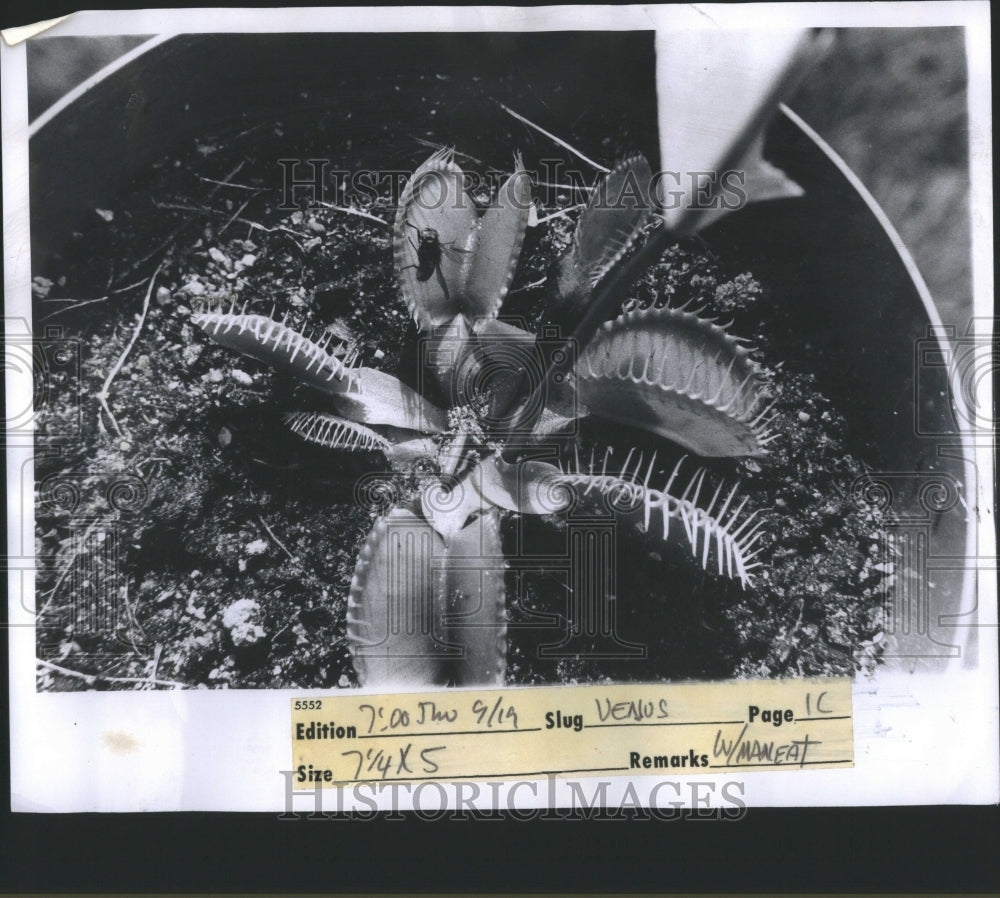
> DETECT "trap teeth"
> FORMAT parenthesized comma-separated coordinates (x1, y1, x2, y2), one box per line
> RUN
(556, 449, 760, 589)
(193, 311, 360, 395)
(285, 411, 390, 453)
(577, 305, 772, 456)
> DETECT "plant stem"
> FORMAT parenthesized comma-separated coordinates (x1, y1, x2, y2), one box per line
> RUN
(440, 432, 468, 477)
(502, 223, 676, 440)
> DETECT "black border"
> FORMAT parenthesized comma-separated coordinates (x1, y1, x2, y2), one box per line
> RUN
(3, 1, 998, 893)
(2, 805, 1000, 892)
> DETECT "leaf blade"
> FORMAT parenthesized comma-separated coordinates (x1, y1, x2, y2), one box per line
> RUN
(577, 306, 770, 456)
(333, 367, 448, 433)
(559, 154, 653, 301)
(347, 508, 454, 687)
(464, 157, 532, 324)
(472, 454, 571, 515)
(394, 148, 477, 331)
(442, 511, 507, 686)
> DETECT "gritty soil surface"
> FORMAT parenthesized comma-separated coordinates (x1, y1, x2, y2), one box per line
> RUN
(33, 77, 888, 691)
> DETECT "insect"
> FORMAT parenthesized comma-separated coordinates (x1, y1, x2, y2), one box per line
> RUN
(401, 220, 469, 285)
(393, 148, 532, 330)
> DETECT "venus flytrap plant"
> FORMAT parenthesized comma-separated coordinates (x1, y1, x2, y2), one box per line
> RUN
(193, 144, 775, 689)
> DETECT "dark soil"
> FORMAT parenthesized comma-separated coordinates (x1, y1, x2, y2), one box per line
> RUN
(33, 81, 887, 691)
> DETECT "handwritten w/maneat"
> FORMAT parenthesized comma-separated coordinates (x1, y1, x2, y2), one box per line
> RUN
(713, 724, 821, 768)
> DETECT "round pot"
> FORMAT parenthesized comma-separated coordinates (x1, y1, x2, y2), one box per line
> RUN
(27, 32, 976, 672)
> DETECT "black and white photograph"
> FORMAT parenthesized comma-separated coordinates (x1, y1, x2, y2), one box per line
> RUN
(3, 3, 995, 813)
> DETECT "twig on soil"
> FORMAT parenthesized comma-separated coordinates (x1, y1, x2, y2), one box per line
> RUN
(36, 519, 103, 618)
(238, 220, 307, 252)
(508, 275, 548, 296)
(495, 101, 610, 173)
(40, 296, 110, 322)
(134, 456, 172, 481)
(271, 609, 301, 642)
(776, 597, 807, 668)
(39, 278, 158, 322)
(534, 204, 586, 226)
(258, 514, 297, 563)
(197, 175, 263, 191)
(238, 219, 302, 237)
(149, 198, 310, 250)
(533, 180, 596, 193)
(149, 644, 163, 684)
(786, 597, 806, 644)
(113, 277, 153, 295)
(150, 200, 209, 214)
(37, 658, 188, 690)
(119, 579, 146, 656)
(315, 201, 387, 226)
(123, 160, 246, 280)
(229, 122, 269, 143)
(219, 195, 260, 235)
(409, 136, 485, 165)
(97, 261, 164, 438)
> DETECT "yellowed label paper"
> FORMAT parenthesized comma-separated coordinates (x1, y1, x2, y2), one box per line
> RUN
(292, 678, 853, 785)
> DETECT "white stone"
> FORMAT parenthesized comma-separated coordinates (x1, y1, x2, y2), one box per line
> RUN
(222, 599, 266, 647)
